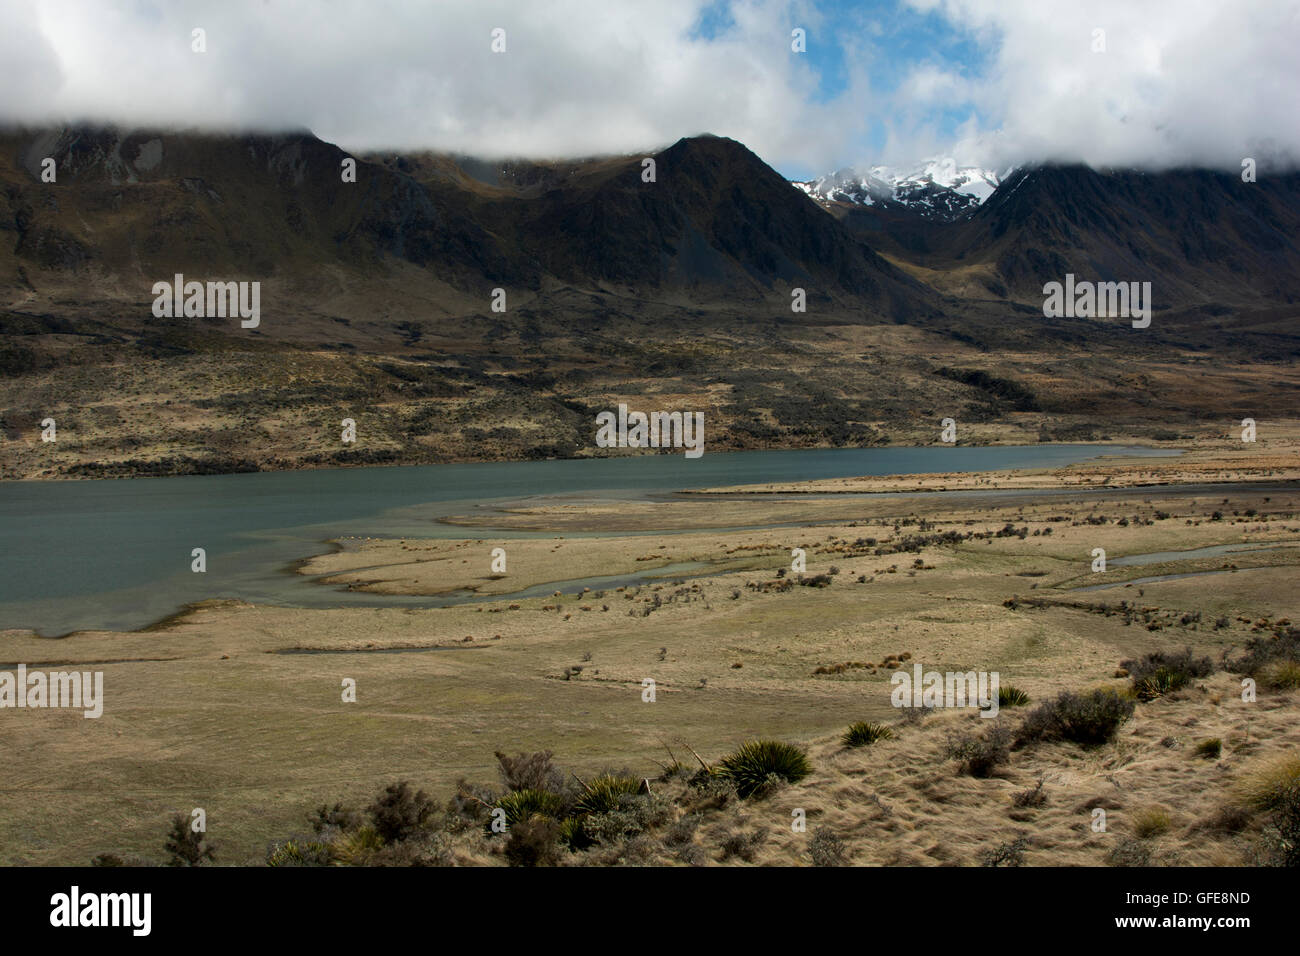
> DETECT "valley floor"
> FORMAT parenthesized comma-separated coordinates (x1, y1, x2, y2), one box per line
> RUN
(2, 438, 1298, 865)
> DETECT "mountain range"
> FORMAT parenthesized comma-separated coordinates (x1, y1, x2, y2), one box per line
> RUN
(1, 125, 1298, 478)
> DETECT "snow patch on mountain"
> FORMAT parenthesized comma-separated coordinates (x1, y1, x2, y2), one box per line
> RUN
(794, 158, 1013, 220)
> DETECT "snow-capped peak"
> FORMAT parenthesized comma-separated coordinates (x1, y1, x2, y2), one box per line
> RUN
(795, 158, 1013, 220)
(892, 157, 1004, 202)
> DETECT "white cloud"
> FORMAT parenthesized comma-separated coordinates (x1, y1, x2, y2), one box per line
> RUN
(0, 0, 867, 175)
(898, 66, 966, 104)
(909, 0, 1300, 170)
(0, 0, 1295, 174)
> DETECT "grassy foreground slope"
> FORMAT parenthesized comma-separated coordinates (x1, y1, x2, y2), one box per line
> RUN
(2, 463, 1298, 865)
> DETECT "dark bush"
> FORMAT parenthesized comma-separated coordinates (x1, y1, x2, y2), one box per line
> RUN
(311, 801, 363, 834)
(936, 367, 1040, 411)
(1106, 839, 1152, 867)
(944, 723, 1012, 777)
(1121, 647, 1213, 700)
(367, 781, 435, 843)
(495, 750, 565, 793)
(447, 778, 496, 824)
(1262, 783, 1300, 867)
(979, 834, 1029, 866)
(164, 812, 215, 867)
(371, 834, 453, 867)
(504, 816, 562, 867)
(719, 829, 765, 862)
(798, 574, 833, 588)
(809, 828, 849, 866)
(1017, 689, 1135, 747)
(1013, 777, 1048, 808)
(1232, 627, 1300, 677)
(1195, 738, 1223, 760)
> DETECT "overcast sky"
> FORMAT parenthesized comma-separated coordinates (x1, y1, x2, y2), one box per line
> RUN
(1, 0, 1297, 179)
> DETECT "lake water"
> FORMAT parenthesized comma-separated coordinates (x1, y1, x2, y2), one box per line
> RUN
(0, 444, 1176, 636)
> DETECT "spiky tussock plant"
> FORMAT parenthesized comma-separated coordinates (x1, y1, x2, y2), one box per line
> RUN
(329, 825, 384, 865)
(573, 774, 642, 816)
(1133, 806, 1172, 839)
(1262, 660, 1300, 690)
(1134, 668, 1188, 701)
(1235, 755, 1300, 811)
(998, 685, 1031, 707)
(842, 721, 895, 748)
(556, 816, 594, 850)
(494, 788, 566, 828)
(267, 838, 331, 867)
(715, 740, 812, 797)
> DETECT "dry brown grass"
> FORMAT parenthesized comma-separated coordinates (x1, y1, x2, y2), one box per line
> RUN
(2, 474, 1298, 865)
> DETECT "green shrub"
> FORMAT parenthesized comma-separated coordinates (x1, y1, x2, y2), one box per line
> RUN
(842, 721, 895, 747)
(1134, 669, 1183, 699)
(1121, 647, 1213, 701)
(715, 740, 812, 797)
(998, 685, 1031, 707)
(1232, 626, 1300, 680)
(329, 824, 383, 865)
(1017, 688, 1135, 747)
(684, 772, 739, 812)
(1260, 783, 1300, 867)
(557, 816, 595, 850)
(580, 794, 673, 845)
(494, 788, 566, 829)
(267, 838, 332, 867)
(573, 774, 643, 816)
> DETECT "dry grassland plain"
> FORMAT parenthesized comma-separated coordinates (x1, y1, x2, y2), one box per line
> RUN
(2, 431, 1298, 866)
